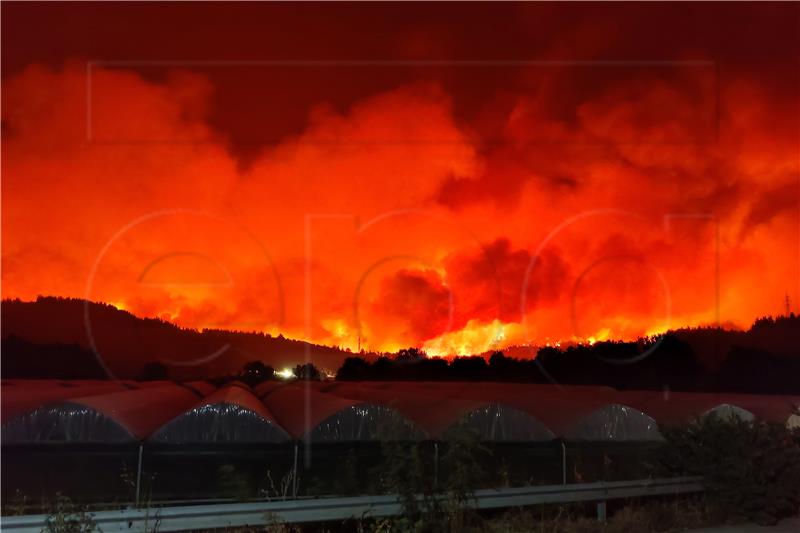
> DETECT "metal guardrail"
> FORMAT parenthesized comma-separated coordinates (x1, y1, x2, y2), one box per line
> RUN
(0, 476, 704, 532)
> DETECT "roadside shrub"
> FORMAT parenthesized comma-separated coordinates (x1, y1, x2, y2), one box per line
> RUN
(378, 440, 440, 530)
(486, 496, 717, 533)
(377, 422, 490, 532)
(654, 414, 800, 525)
(43, 493, 97, 533)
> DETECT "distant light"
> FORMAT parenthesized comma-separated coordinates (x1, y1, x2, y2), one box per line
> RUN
(276, 367, 294, 379)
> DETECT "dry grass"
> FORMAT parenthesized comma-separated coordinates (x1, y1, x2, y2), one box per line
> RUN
(486, 497, 727, 533)
(119, 496, 733, 533)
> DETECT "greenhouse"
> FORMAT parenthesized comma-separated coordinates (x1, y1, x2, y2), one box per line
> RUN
(304, 403, 424, 442)
(261, 383, 424, 442)
(702, 403, 755, 422)
(563, 404, 663, 441)
(2, 401, 135, 443)
(2, 380, 798, 504)
(150, 384, 290, 443)
(2, 381, 797, 444)
(2, 385, 205, 443)
(447, 403, 555, 441)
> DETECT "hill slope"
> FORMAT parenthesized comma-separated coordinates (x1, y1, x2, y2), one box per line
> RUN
(1, 297, 366, 379)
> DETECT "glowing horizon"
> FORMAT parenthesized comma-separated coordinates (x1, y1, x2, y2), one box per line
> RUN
(4, 295, 769, 358)
(2, 4, 798, 358)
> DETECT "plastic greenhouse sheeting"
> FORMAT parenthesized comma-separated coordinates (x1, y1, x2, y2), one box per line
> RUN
(709, 394, 800, 425)
(564, 404, 663, 441)
(620, 391, 800, 426)
(1, 382, 131, 424)
(320, 382, 489, 438)
(448, 404, 555, 441)
(261, 383, 362, 439)
(447, 383, 620, 436)
(150, 384, 289, 443)
(304, 403, 425, 442)
(254, 380, 287, 399)
(3, 380, 797, 443)
(703, 403, 755, 421)
(2, 384, 207, 443)
(79, 385, 208, 440)
(325, 382, 616, 437)
(261, 383, 424, 441)
(182, 381, 218, 396)
(2, 402, 134, 443)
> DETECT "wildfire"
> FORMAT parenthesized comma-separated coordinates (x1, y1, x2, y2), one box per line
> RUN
(423, 319, 523, 357)
(3, 19, 798, 362)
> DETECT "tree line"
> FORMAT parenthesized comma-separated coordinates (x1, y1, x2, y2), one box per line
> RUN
(3, 312, 798, 394)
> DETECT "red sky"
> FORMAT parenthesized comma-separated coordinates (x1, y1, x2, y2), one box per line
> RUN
(2, 2, 799, 355)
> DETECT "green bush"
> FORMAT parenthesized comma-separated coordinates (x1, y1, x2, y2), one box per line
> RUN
(655, 414, 800, 525)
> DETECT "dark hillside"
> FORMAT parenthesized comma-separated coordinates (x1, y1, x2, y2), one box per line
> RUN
(1, 297, 368, 379)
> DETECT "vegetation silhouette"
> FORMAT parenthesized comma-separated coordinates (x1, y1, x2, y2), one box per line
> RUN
(238, 360, 275, 386)
(2, 296, 799, 393)
(337, 315, 800, 393)
(1, 296, 373, 379)
(1, 336, 106, 380)
(292, 362, 322, 381)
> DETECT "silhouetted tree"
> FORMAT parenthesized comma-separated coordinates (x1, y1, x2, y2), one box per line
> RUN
(293, 362, 322, 381)
(336, 357, 371, 380)
(716, 346, 800, 394)
(1, 336, 107, 379)
(414, 356, 449, 380)
(450, 356, 488, 380)
(488, 351, 511, 371)
(371, 356, 394, 380)
(239, 360, 274, 386)
(1, 297, 375, 380)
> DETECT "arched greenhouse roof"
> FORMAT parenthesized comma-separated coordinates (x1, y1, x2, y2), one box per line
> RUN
(150, 384, 289, 443)
(77, 385, 206, 440)
(260, 382, 362, 439)
(2, 401, 135, 443)
(321, 382, 470, 437)
(261, 382, 424, 441)
(703, 403, 755, 422)
(444, 403, 555, 441)
(2, 384, 206, 443)
(1, 380, 187, 444)
(443, 382, 619, 436)
(564, 404, 663, 441)
(345, 381, 619, 437)
(254, 380, 287, 399)
(620, 391, 800, 427)
(2, 380, 797, 442)
(303, 403, 424, 442)
(1, 381, 130, 424)
(714, 394, 800, 425)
